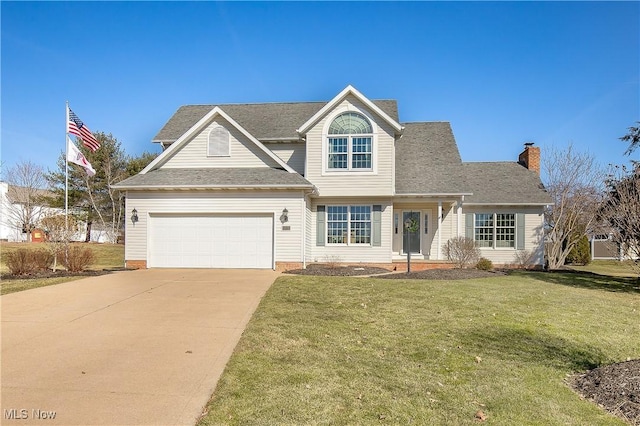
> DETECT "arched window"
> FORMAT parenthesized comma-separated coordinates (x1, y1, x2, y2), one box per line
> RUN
(327, 112, 372, 170)
(208, 126, 230, 156)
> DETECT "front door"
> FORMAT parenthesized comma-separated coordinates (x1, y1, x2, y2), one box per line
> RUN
(403, 211, 421, 254)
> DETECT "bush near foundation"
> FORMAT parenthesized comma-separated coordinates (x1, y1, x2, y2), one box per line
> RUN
(443, 236, 480, 268)
(476, 257, 493, 271)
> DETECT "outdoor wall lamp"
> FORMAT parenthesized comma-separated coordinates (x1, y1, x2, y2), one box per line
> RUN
(280, 208, 289, 224)
(131, 208, 139, 224)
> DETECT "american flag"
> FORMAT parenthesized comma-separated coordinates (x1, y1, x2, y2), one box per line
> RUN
(67, 107, 100, 152)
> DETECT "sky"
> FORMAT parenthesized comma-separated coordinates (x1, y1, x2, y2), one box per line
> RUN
(2, 1, 639, 180)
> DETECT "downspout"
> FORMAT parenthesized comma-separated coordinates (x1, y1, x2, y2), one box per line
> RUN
(437, 201, 442, 260)
(302, 192, 307, 269)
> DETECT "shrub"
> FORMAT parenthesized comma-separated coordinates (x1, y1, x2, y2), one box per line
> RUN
(31, 249, 54, 271)
(566, 235, 591, 265)
(323, 255, 342, 270)
(513, 250, 535, 269)
(442, 237, 480, 268)
(5, 248, 52, 275)
(61, 246, 96, 272)
(6, 249, 36, 275)
(476, 257, 493, 271)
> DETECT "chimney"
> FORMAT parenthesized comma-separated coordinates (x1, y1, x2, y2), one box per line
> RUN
(518, 142, 540, 175)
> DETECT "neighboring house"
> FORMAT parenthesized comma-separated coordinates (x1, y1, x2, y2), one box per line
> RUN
(0, 181, 53, 242)
(113, 85, 552, 270)
(0, 181, 109, 243)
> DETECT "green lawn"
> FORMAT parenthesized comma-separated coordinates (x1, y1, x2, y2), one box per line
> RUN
(0, 242, 124, 295)
(199, 272, 640, 425)
(569, 259, 638, 278)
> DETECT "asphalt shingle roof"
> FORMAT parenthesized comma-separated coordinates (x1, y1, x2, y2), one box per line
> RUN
(462, 162, 552, 204)
(113, 168, 314, 189)
(153, 100, 399, 143)
(395, 122, 470, 194)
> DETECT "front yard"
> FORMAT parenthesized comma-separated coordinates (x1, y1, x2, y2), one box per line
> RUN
(0, 242, 124, 295)
(199, 271, 640, 425)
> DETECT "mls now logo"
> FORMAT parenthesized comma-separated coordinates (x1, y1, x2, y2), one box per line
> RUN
(4, 408, 57, 420)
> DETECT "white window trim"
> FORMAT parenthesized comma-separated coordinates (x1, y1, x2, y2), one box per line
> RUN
(473, 212, 517, 250)
(321, 106, 378, 176)
(207, 125, 230, 157)
(326, 205, 373, 246)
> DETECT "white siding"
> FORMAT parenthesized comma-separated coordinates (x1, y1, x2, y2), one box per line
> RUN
(306, 197, 393, 264)
(463, 206, 546, 265)
(304, 95, 396, 197)
(124, 190, 305, 266)
(267, 143, 306, 175)
(163, 117, 280, 169)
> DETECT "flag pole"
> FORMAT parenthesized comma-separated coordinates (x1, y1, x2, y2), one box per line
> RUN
(65, 101, 69, 234)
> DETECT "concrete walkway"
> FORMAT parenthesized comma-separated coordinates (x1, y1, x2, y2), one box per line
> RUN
(1, 269, 279, 425)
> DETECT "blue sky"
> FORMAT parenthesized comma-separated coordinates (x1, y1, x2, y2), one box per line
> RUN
(2, 1, 638, 178)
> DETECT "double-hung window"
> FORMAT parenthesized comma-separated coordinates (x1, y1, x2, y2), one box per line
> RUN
(327, 205, 371, 244)
(327, 112, 372, 170)
(474, 213, 516, 248)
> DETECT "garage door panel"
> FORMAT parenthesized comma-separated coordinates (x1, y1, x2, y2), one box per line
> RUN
(149, 215, 273, 268)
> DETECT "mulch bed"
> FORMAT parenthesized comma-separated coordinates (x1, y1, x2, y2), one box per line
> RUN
(284, 264, 507, 279)
(572, 359, 640, 425)
(285, 264, 391, 276)
(1, 269, 124, 281)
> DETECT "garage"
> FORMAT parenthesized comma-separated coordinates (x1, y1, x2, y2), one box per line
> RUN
(148, 214, 274, 268)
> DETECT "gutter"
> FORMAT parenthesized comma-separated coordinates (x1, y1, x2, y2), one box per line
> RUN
(111, 184, 316, 191)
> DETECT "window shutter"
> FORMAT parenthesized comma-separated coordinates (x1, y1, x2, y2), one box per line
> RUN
(316, 205, 325, 246)
(372, 205, 382, 247)
(516, 213, 525, 250)
(465, 213, 474, 240)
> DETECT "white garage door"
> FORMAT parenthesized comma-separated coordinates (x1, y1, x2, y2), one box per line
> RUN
(149, 214, 273, 268)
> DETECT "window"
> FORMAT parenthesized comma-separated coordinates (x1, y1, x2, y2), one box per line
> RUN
(475, 213, 494, 248)
(474, 213, 516, 248)
(208, 126, 230, 156)
(327, 205, 371, 244)
(496, 214, 516, 248)
(327, 112, 372, 170)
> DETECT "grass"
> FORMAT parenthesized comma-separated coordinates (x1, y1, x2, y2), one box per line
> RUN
(568, 259, 639, 278)
(199, 271, 640, 425)
(0, 242, 124, 295)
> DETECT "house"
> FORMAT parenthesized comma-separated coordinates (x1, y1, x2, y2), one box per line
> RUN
(113, 86, 551, 270)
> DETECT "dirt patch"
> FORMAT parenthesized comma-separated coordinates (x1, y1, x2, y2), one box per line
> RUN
(572, 359, 640, 425)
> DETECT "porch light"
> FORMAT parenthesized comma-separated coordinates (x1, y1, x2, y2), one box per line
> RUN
(131, 208, 139, 224)
(280, 208, 289, 224)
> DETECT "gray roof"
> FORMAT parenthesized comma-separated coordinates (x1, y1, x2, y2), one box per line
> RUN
(395, 122, 470, 195)
(462, 162, 552, 204)
(113, 168, 313, 190)
(153, 100, 399, 143)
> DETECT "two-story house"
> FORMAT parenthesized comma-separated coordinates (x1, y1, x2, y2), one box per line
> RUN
(113, 86, 551, 270)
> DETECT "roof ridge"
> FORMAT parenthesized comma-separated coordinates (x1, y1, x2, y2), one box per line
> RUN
(178, 99, 396, 108)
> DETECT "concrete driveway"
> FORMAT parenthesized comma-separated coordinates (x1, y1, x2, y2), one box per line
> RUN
(1, 269, 279, 425)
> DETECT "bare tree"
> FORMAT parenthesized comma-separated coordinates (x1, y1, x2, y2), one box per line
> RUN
(2, 161, 48, 242)
(543, 144, 604, 269)
(40, 214, 78, 271)
(600, 164, 640, 274)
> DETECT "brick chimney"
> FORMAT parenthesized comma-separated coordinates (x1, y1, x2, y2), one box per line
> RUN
(518, 142, 540, 175)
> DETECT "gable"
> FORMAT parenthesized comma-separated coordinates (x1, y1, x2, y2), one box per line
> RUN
(297, 85, 403, 136)
(162, 117, 282, 169)
(142, 107, 294, 174)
